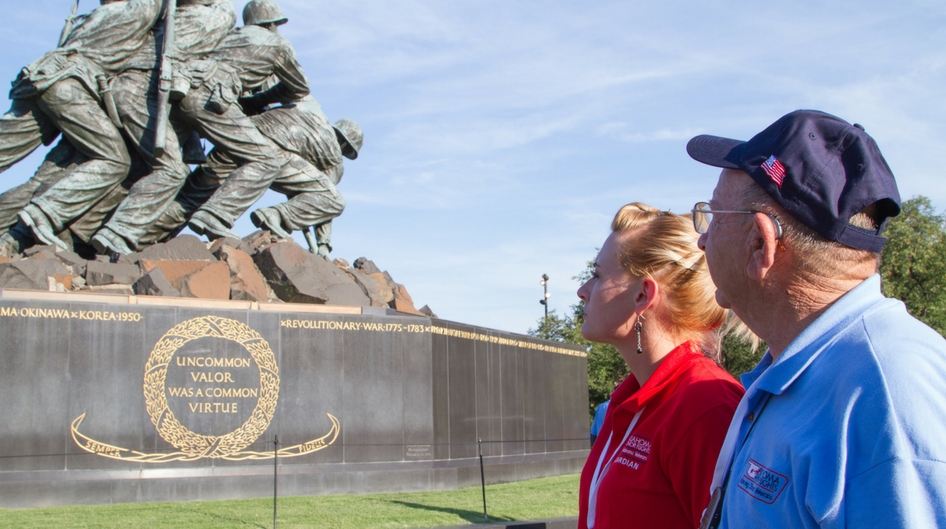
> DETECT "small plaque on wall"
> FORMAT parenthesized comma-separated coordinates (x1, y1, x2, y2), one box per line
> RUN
(405, 444, 434, 460)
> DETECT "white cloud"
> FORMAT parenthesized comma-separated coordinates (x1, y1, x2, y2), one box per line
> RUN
(597, 123, 706, 143)
(1, 0, 945, 333)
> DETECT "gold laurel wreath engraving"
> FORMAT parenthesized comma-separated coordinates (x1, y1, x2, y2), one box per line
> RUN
(142, 316, 279, 458)
(70, 315, 341, 463)
(71, 412, 341, 463)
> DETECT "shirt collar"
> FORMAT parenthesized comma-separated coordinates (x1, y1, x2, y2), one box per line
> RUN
(751, 274, 885, 395)
(612, 341, 704, 412)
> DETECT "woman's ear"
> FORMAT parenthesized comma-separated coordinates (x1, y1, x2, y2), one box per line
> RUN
(634, 276, 659, 314)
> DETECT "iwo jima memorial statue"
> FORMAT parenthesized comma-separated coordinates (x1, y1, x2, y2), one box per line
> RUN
(0, 0, 589, 508)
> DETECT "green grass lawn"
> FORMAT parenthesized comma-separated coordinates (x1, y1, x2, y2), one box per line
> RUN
(0, 474, 579, 529)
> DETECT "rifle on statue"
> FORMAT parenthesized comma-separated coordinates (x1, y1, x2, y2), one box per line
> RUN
(153, 0, 176, 158)
(58, 0, 79, 47)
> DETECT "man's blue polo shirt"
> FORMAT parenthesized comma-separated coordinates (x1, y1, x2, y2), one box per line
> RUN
(719, 275, 946, 528)
(590, 401, 608, 439)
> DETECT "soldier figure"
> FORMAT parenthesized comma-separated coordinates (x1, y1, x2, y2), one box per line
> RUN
(184, 0, 310, 239)
(250, 113, 363, 258)
(0, 0, 238, 256)
(1, 0, 162, 249)
(0, 1, 362, 258)
(131, 98, 361, 260)
(89, 0, 238, 254)
(90, 0, 308, 254)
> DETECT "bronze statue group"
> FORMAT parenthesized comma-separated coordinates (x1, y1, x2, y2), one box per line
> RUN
(0, 0, 362, 258)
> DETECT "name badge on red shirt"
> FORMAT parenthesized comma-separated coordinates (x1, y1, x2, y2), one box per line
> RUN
(614, 434, 651, 470)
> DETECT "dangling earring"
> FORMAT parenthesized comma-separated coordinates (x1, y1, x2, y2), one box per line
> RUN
(635, 315, 645, 354)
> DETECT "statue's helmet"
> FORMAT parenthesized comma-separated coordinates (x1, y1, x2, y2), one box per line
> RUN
(242, 0, 288, 27)
(333, 119, 363, 160)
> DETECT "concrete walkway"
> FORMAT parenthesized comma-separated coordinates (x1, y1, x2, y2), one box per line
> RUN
(425, 517, 578, 529)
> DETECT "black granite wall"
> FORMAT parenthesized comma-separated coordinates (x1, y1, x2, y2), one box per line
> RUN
(0, 292, 589, 508)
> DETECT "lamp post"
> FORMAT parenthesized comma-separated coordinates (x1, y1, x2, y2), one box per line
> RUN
(539, 274, 550, 320)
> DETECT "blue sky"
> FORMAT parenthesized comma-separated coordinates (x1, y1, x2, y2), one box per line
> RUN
(1, 0, 944, 334)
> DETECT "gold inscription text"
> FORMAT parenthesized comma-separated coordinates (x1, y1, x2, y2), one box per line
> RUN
(302, 439, 326, 451)
(167, 387, 259, 398)
(279, 319, 585, 357)
(280, 319, 405, 332)
(189, 371, 235, 383)
(84, 440, 122, 457)
(188, 402, 239, 414)
(175, 357, 252, 368)
(0, 306, 142, 322)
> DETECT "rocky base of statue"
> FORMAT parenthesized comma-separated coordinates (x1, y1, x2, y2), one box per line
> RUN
(0, 231, 435, 316)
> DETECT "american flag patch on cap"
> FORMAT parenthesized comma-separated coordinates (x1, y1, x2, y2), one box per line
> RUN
(761, 155, 786, 188)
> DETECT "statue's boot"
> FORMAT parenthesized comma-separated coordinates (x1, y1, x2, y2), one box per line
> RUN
(250, 207, 291, 239)
(90, 229, 133, 256)
(188, 210, 241, 241)
(0, 223, 35, 257)
(0, 233, 20, 258)
(18, 205, 68, 251)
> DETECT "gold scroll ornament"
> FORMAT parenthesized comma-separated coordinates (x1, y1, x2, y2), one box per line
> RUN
(71, 316, 340, 462)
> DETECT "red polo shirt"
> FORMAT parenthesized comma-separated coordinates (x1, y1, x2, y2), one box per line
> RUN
(578, 341, 744, 529)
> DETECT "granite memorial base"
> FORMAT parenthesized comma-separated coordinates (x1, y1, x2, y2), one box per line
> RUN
(0, 289, 589, 508)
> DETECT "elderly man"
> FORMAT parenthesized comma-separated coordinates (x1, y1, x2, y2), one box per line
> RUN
(687, 110, 946, 528)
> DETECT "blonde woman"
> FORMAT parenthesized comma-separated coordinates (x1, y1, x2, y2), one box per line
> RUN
(577, 203, 744, 529)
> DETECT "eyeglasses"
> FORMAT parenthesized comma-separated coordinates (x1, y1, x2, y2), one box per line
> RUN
(691, 202, 783, 239)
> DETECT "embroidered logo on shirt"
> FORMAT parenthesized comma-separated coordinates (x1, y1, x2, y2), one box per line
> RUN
(614, 434, 651, 470)
(737, 459, 789, 504)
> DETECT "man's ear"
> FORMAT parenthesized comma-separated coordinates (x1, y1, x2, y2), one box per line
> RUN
(746, 212, 780, 281)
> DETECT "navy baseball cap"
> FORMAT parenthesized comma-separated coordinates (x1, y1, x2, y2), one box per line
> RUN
(687, 110, 901, 252)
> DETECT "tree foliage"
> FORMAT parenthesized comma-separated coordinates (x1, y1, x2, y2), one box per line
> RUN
(719, 332, 762, 379)
(880, 196, 946, 336)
